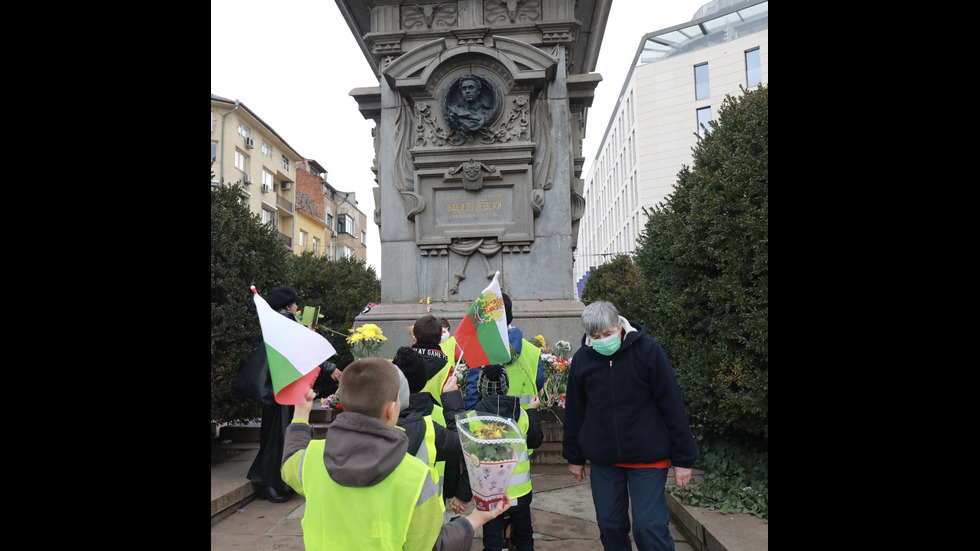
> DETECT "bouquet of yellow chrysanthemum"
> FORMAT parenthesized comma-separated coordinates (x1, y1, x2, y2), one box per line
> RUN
(347, 323, 387, 359)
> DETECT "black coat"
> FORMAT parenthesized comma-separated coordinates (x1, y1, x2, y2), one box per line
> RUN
(562, 320, 697, 468)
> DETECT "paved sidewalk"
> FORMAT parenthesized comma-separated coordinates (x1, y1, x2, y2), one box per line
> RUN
(211, 446, 767, 550)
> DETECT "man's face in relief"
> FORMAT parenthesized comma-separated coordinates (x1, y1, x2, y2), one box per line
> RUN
(460, 79, 479, 103)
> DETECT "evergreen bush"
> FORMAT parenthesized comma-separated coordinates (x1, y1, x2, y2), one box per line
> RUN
(211, 179, 289, 424)
(634, 85, 768, 518)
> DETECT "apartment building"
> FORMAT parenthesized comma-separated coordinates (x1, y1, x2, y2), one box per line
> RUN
(573, 0, 768, 297)
(295, 159, 368, 261)
(211, 94, 368, 262)
(211, 94, 302, 250)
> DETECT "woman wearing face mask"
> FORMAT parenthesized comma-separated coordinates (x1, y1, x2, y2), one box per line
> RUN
(562, 301, 697, 551)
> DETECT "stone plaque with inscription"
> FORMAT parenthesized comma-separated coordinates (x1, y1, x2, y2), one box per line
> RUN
(414, 158, 534, 249)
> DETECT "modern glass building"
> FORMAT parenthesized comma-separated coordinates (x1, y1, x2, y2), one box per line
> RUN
(574, 0, 768, 297)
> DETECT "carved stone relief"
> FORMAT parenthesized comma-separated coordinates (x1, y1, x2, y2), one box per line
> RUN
(485, 0, 542, 25)
(448, 159, 498, 191)
(530, 90, 554, 217)
(441, 73, 502, 139)
(417, 94, 529, 147)
(377, 39, 566, 294)
(402, 3, 458, 30)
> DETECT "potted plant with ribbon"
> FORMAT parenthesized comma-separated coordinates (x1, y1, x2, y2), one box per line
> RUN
(456, 414, 527, 511)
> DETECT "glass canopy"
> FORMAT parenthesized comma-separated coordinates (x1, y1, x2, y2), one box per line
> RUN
(636, 0, 768, 67)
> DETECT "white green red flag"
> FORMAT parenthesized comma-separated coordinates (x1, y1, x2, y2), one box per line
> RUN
(252, 286, 336, 405)
(453, 272, 510, 367)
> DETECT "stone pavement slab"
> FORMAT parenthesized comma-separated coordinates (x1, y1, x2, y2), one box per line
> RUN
(212, 446, 766, 551)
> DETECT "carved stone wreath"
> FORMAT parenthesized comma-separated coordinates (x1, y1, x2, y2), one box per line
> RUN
(416, 95, 529, 147)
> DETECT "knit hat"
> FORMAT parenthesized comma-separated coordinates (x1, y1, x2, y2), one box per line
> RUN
(396, 368, 410, 412)
(478, 364, 509, 396)
(392, 346, 427, 393)
(502, 293, 513, 325)
(267, 286, 303, 310)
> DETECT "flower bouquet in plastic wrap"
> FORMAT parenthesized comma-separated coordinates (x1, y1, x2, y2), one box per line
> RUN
(456, 414, 527, 511)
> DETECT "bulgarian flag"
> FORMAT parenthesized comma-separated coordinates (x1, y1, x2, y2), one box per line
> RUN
(252, 286, 336, 405)
(453, 272, 510, 367)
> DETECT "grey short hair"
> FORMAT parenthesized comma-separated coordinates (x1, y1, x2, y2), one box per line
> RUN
(581, 301, 620, 335)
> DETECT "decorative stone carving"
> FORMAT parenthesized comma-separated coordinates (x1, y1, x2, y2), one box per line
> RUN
(448, 238, 503, 294)
(402, 3, 457, 30)
(374, 38, 576, 297)
(530, 91, 554, 217)
(441, 73, 501, 138)
(395, 97, 425, 221)
(448, 159, 498, 191)
(485, 0, 542, 25)
(414, 95, 529, 147)
(415, 102, 452, 147)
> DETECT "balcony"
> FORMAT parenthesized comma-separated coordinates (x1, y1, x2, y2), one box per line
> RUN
(277, 194, 293, 213)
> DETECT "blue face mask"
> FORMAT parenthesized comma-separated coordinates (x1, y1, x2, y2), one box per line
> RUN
(592, 333, 621, 356)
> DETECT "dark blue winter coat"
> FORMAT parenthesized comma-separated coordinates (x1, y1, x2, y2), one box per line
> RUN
(562, 318, 697, 468)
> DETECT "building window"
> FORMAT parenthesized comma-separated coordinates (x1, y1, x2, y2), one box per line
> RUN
(262, 142, 272, 157)
(336, 214, 347, 235)
(299, 230, 307, 248)
(696, 107, 712, 137)
(312, 237, 320, 254)
(261, 209, 274, 226)
(361, 230, 367, 243)
(342, 245, 355, 259)
(745, 48, 761, 88)
(238, 123, 251, 138)
(235, 150, 247, 172)
(326, 213, 334, 232)
(694, 63, 710, 100)
(281, 155, 290, 172)
(211, 142, 217, 162)
(262, 170, 273, 188)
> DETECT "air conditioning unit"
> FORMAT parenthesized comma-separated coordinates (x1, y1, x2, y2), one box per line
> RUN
(244, 174, 253, 184)
(281, 182, 292, 191)
(261, 184, 272, 193)
(244, 136, 255, 149)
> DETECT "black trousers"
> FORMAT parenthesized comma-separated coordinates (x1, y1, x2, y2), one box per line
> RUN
(247, 403, 294, 491)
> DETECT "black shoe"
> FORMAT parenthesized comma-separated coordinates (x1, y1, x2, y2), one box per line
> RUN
(259, 486, 290, 503)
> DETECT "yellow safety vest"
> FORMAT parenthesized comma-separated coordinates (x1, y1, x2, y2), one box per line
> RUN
(430, 404, 447, 488)
(440, 336, 459, 364)
(422, 342, 456, 406)
(463, 410, 533, 499)
(299, 439, 433, 550)
(408, 408, 448, 517)
(505, 340, 541, 409)
(412, 415, 438, 484)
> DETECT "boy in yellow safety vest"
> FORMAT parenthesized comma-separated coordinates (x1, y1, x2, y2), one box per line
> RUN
(463, 293, 544, 410)
(412, 314, 456, 406)
(281, 358, 509, 551)
(450, 364, 543, 551)
(392, 345, 466, 518)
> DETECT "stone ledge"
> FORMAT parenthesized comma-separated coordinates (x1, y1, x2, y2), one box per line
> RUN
(667, 492, 768, 551)
(211, 481, 257, 526)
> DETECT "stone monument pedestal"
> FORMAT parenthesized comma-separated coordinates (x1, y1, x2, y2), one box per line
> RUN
(340, 0, 608, 360)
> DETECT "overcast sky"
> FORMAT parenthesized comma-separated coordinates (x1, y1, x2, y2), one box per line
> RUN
(211, 0, 709, 277)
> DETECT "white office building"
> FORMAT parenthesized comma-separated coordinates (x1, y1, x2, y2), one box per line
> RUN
(574, 0, 768, 297)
